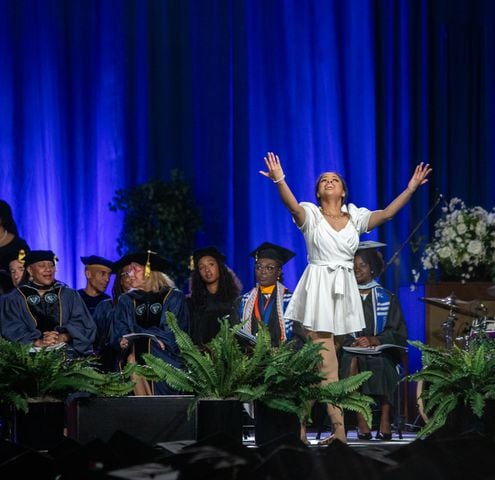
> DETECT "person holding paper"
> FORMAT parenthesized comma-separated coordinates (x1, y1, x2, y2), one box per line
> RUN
(339, 245, 408, 440)
(113, 251, 189, 395)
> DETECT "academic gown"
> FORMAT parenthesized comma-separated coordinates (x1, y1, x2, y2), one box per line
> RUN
(92, 298, 117, 371)
(0, 281, 97, 357)
(339, 287, 408, 404)
(112, 287, 190, 394)
(232, 282, 305, 349)
(0, 236, 30, 271)
(78, 289, 111, 316)
(187, 292, 235, 347)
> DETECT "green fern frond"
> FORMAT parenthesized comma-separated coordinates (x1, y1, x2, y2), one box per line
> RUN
(165, 312, 219, 390)
(139, 353, 197, 393)
(409, 339, 495, 438)
(0, 339, 135, 413)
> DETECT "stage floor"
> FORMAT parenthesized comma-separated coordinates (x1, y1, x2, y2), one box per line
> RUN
(242, 427, 418, 450)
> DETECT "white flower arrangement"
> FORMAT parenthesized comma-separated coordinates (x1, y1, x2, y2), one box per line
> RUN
(420, 197, 495, 282)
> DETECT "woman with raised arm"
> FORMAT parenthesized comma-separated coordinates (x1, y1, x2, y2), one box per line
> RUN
(260, 152, 431, 444)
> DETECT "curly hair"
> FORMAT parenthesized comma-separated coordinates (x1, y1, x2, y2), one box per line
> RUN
(188, 261, 242, 309)
(355, 249, 385, 278)
(0, 200, 19, 236)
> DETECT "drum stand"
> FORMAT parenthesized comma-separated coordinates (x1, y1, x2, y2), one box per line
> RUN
(441, 310, 457, 349)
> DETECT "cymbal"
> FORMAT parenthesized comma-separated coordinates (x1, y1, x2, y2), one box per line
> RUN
(420, 293, 487, 317)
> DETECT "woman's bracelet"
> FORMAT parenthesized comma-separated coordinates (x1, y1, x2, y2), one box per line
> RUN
(273, 174, 286, 184)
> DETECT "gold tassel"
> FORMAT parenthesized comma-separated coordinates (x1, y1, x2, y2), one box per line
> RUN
(18, 249, 26, 265)
(145, 250, 154, 278)
(189, 255, 194, 271)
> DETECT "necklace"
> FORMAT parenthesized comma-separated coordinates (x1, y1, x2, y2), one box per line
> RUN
(319, 208, 344, 220)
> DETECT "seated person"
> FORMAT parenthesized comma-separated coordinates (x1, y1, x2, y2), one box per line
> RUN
(92, 258, 133, 371)
(0, 250, 96, 357)
(0, 271, 12, 296)
(187, 246, 242, 347)
(231, 242, 304, 348)
(0, 200, 30, 275)
(0, 248, 29, 296)
(78, 255, 114, 315)
(339, 244, 408, 440)
(112, 250, 190, 395)
(7, 248, 29, 288)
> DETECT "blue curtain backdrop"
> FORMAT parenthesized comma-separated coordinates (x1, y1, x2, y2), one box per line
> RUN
(1, 0, 494, 296)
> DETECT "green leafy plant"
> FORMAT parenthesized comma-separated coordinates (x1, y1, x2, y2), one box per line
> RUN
(407, 338, 495, 438)
(0, 339, 136, 413)
(109, 170, 203, 289)
(137, 312, 374, 424)
(137, 314, 271, 416)
(260, 340, 374, 424)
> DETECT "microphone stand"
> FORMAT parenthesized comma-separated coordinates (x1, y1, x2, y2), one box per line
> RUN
(379, 193, 444, 433)
(380, 193, 444, 278)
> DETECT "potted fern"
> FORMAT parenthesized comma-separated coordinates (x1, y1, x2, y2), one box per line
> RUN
(0, 339, 135, 449)
(137, 313, 374, 445)
(254, 339, 373, 445)
(407, 338, 495, 439)
(136, 314, 271, 445)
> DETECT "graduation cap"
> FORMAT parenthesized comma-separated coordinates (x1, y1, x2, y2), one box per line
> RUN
(190, 246, 226, 271)
(2, 248, 28, 267)
(24, 249, 58, 267)
(250, 242, 295, 266)
(357, 240, 386, 250)
(113, 250, 169, 277)
(80, 255, 114, 271)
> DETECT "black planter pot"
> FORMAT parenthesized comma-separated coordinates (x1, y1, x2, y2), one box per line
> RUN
(196, 399, 243, 446)
(13, 399, 65, 451)
(437, 400, 495, 439)
(254, 400, 300, 446)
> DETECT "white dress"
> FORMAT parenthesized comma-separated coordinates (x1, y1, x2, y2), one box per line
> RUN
(284, 202, 372, 335)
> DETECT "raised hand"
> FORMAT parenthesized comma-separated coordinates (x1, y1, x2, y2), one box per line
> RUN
(408, 162, 432, 192)
(259, 152, 285, 183)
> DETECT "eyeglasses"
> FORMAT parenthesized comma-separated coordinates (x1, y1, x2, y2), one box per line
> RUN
(122, 264, 143, 277)
(255, 264, 278, 273)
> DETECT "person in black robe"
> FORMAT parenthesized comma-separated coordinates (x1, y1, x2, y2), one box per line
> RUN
(3, 248, 29, 288)
(339, 244, 408, 440)
(0, 250, 96, 357)
(112, 251, 190, 395)
(0, 200, 30, 288)
(77, 255, 114, 315)
(92, 258, 133, 371)
(187, 246, 242, 348)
